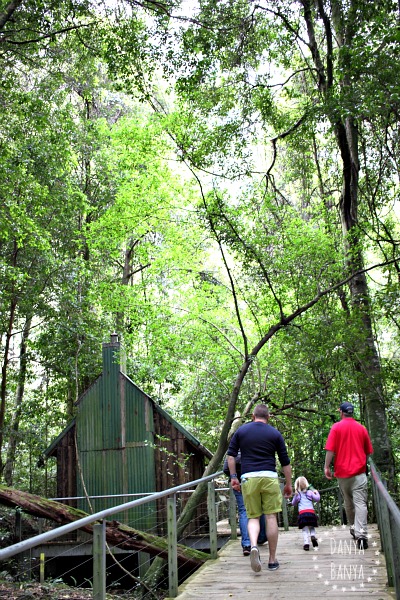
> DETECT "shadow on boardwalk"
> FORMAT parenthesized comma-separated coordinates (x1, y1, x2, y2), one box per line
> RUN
(172, 524, 395, 599)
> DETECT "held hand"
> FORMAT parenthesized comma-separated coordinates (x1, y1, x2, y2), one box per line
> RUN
(283, 483, 292, 498)
(324, 466, 332, 480)
(231, 478, 241, 492)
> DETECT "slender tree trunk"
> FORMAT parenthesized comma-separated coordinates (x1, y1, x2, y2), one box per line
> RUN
(4, 317, 32, 486)
(115, 239, 135, 332)
(0, 304, 17, 475)
(66, 387, 74, 420)
(116, 236, 151, 334)
(0, 238, 18, 476)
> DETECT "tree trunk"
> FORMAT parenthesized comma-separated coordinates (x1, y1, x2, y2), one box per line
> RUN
(0, 238, 18, 475)
(4, 317, 32, 487)
(0, 300, 17, 473)
(0, 485, 208, 569)
(116, 236, 151, 334)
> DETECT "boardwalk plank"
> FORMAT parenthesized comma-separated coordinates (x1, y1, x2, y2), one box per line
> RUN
(171, 525, 395, 600)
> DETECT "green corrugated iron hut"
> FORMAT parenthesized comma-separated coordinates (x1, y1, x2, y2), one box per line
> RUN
(45, 334, 213, 534)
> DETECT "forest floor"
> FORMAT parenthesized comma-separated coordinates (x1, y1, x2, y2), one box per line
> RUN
(0, 509, 131, 600)
(0, 507, 166, 600)
(0, 581, 94, 600)
(0, 581, 139, 600)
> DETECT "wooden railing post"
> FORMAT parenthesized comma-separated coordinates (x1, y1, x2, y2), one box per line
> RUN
(167, 495, 178, 598)
(207, 481, 218, 559)
(93, 521, 106, 600)
(389, 511, 400, 596)
(371, 474, 394, 587)
(229, 485, 237, 540)
(39, 553, 45, 584)
(369, 459, 400, 599)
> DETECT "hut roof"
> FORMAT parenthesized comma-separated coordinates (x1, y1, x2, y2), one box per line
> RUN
(45, 371, 212, 459)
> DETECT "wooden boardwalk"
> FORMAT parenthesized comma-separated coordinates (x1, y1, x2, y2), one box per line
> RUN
(173, 524, 395, 599)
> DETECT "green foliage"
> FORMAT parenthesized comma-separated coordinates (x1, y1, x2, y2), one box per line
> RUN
(0, 0, 399, 493)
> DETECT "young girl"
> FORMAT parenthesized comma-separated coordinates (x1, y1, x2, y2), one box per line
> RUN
(292, 476, 320, 550)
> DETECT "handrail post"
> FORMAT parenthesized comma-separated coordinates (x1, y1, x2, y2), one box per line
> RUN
(371, 475, 394, 587)
(369, 459, 400, 599)
(167, 495, 178, 598)
(207, 481, 218, 559)
(39, 553, 45, 584)
(372, 469, 396, 590)
(228, 485, 237, 540)
(389, 511, 400, 596)
(93, 520, 106, 600)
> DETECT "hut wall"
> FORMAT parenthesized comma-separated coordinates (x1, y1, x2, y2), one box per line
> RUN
(153, 411, 208, 536)
(55, 426, 77, 507)
(76, 370, 156, 530)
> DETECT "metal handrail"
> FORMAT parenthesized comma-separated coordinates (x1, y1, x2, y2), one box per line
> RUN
(0, 471, 224, 599)
(369, 459, 400, 599)
(0, 470, 223, 561)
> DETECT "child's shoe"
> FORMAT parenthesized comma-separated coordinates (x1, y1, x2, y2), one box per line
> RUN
(311, 535, 318, 547)
(303, 543, 309, 551)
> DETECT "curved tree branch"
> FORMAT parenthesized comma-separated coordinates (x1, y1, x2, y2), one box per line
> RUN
(1, 22, 96, 45)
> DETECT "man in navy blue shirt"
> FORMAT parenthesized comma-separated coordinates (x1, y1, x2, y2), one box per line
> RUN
(227, 404, 292, 573)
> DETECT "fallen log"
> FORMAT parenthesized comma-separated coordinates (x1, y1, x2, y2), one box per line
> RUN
(0, 485, 208, 568)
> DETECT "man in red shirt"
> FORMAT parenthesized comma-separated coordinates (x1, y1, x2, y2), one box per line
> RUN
(324, 402, 373, 550)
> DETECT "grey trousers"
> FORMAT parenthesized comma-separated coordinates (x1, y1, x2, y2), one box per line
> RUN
(337, 473, 368, 539)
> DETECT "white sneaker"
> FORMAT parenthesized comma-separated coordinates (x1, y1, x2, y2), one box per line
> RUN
(250, 546, 262, 572)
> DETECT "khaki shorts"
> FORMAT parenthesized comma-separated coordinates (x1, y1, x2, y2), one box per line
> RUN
(241, 476, 282, 518)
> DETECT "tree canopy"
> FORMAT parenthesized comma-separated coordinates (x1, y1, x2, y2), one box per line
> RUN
(0, 0, 399, 500)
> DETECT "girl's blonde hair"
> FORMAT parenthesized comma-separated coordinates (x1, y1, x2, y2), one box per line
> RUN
(294, 476, 309, 493)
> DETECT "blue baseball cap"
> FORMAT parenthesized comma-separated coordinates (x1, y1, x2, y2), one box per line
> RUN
(339, 402, 354, 415)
